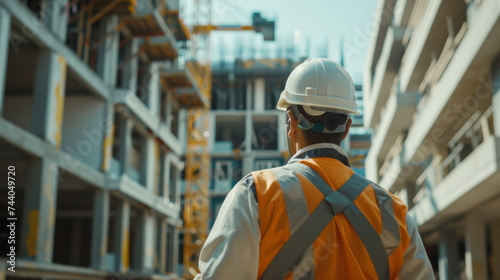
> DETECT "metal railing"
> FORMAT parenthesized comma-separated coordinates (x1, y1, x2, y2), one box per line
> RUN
(412, 106, 494, 204)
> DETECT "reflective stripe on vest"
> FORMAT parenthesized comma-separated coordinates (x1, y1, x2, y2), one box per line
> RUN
(253, 158, 411, 280)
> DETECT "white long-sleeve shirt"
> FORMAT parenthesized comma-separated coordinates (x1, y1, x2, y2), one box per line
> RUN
(195, 144, 434, 280)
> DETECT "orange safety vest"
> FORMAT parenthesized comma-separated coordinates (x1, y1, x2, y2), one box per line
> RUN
(252, 157, 411, 280)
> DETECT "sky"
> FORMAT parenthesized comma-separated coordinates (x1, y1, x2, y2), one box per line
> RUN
(182, 0, 379, 82)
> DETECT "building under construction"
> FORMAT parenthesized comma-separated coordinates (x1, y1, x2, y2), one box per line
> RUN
(199, 57, 371, 228)
(364, 0, 500, 278)
(0, 0, 208, 279)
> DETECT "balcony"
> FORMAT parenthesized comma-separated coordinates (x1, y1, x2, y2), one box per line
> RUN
(409, 107, 500, 232)
(398, 0, 467, 93)
(377, 136, 422, 192)
(404, 0, 500, 163)
(364, 26, 405, 128)
(365, 0, 398, 90)
(162, 61, 211, 108)
(393, 0, 416, 28)
(367, 90, 419, 174)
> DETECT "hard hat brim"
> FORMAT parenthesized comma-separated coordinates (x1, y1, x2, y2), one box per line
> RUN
(276, 90, 360, 115)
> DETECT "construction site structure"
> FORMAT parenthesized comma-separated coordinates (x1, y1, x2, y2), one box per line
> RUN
(364, 0, 500, 278)
(0, 0, 208, 279)
(198, 57, 372, 228)
(180, 6, 275, 278)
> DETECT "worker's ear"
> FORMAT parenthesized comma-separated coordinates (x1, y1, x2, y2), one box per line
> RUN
(287, 110, 297, 138)
(341, 118, 352, 141)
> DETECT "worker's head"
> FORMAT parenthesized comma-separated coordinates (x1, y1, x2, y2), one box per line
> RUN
(276, 58, 358, 156)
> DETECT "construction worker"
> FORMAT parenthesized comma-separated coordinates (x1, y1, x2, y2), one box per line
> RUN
(194, 58, 434, 280)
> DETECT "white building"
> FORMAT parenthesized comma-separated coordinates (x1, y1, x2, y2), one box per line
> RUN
(364, 0, 500, 278)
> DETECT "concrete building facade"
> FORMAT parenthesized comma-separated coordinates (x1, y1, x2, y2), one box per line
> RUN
(0, 0, 204, 279)
(364, 0, 500, 278)
(206, 58, 293, 226)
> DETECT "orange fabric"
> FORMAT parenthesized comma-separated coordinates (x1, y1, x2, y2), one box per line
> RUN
(253, 170, 292, 280)
(253, 158, 411, 280)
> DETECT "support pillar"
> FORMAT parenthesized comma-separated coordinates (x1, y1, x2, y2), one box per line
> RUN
(465, 214, 488, 280)
(438, 229, 459, 280)
(254, 78, 265, 111)
(114, 200, 130, 273)
(118, 118, 133, 176)
(246, 78, 253, 110)
(46, 0, 68, 42)
(164, 153, 172, 203)
(0, 6, 11, 115)
(171, 226, 180, 274)
(101, 101, 115, 172)
(20, 158, 59, 263)
(492, 57, 500, 137)
(142, 213, 156, 272)
(121, 39, 139, 91)
(146, 63, 160, 116)
(96, 15, 119, 88)
(491, 221, 500, 280)
(132, 210, 145, 271)
(30, 51, 67, 149)
(406, 183, 416, 210)
(174, 166, 182, 210)
(90, 189, 110, 270)
(157, 218, 167, 273)
(142, 136, 156, 191)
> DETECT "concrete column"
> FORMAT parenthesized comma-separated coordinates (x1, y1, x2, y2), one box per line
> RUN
(246, 79, 253, 110)
(146, 63, 160, 116)
(406, 183, 416, 210)
(493, 89, 500, 137)
(165, 91, 174, 129)
(171, 226, 180, 274)
(132, 211, 145, 271)
(96, 15, 119, 88)
(118, 118, 133, 175)
(121, 39, 139, 91)
(69, 219, 83, 265)
(438, 229, 460, 280)
(164, 153, 172, 203)
(30, 50, 67, 149)
(245, 112, 252, 152)
(45, 0, 68, 42)
(278, 112, 286, 153)
(174, 166, 182, 210)
(114, 200, 130, 273)
(157, 218, 167, 273)
(142, 136, 156, 191)
(254, 78, 265, 111)
(101, 101, 114, 172)
(465, 214, 488, 280)
(142, 213, 156, 272)
(493, 58, 500, 137)
(365, 152, 379, 183)
(0, 6, 11, 115)
(20, 158, 59, 263)
(90, 189, 110, 270)
(491, 221, 500, 280)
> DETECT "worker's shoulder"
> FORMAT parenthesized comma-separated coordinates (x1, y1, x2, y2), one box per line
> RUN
(367, 179, 408, 212)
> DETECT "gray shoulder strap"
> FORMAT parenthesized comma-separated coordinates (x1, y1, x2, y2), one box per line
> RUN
(260, 163, 390, 280)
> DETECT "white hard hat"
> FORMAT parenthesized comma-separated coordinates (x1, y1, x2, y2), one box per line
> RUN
(276, 58, 359, 115)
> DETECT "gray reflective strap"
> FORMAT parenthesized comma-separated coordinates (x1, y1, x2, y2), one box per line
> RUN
(373, 185, 401, 256)
(261, 163, 390, 280)
(260, 193, 336, 280)
(272, 167, 315, 280)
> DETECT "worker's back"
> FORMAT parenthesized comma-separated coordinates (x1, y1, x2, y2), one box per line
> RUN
(253, 157, 410, 279)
